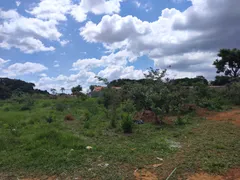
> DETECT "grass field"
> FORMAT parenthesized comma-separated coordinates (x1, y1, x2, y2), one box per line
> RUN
(0, 98, 239, 179)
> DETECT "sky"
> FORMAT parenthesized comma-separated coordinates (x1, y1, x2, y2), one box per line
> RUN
(0, 0, 240, 92)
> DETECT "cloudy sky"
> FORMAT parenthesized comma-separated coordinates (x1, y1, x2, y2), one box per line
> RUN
(0, 0, 239, 92)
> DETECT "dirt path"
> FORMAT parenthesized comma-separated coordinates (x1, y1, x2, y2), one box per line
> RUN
(204, 108, 240, 126)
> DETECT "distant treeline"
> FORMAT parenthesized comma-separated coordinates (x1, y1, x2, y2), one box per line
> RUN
(0, 78, 49, 99)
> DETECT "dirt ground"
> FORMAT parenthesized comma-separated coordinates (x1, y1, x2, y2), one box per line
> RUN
(187, 168, 240, 180)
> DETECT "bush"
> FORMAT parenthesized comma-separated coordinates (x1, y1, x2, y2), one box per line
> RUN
(121, 113, 133, 133)
(175, 115, 191, 125)
(20, 96, 35, 111)
(41, 101, 51, 108)
(55, 103, 65, 111)
(45, 116, 53, 123)
(226, 82, 240, 105)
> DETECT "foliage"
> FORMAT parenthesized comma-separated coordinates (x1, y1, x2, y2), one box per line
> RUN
(89, 85, 97, 92)
(55, 103, 65, 111)
(211, 76, 232, 86)
(226, 82, 240, 105)
(95, 76, 109, 86)
(60, 87, 65, 94)
(213, 48, 240, 78)
(71, 85, 82, 95)
(121, 113, 133, 133)
(170, 76, 208, 86)
(50, 88, 57, 95)
(174, 115, 191, 125)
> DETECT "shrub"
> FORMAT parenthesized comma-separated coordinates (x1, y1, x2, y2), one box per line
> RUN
(121, 113, 133, 133)
(3, 107, 10, 112)
(84, 121, 90, 129)
(226, 82, 240, 105)
(175, 115, 191, 125)
(41, 101, 51, 108)
(82, 110, 90, 121)
(55, 103, 65, 111)
(64, 114, 75, 121)
(45, 116, 53, 123)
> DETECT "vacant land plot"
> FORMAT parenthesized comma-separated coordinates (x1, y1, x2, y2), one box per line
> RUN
(0, 98, 239, 180)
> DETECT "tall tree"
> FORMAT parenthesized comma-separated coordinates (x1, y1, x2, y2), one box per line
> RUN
(89, 85, 96, 92)
(50, 88, 56, 95)
(60, 87, 65, 94)
(144, 67, 167, 81)
(71, 85, 82, 95)
(95, 76, 109, 86)
(213, 48, 240, 78)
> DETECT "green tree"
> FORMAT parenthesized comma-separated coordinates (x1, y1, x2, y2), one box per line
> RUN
(213, 48, 240, 78)
(71, 85, 82, 95)
(95, 76, 109, 86)
(89, 85, 96, 92)
(144, 67, 167, 81)
(50, 88, 57, 95)
(60, 87, 65, 94)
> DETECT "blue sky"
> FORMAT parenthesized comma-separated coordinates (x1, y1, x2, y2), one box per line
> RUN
(0, 0, 239, 92)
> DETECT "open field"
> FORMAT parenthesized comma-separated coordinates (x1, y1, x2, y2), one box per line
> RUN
(0, 98, 239, 180)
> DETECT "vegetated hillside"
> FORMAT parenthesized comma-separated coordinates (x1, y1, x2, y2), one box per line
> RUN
(0, 78, 49, 99)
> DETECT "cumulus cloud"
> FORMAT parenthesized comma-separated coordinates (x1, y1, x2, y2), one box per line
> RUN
(60, 40, 70, 47)
(3, 62, 48, 77)
(71, 0, 123, 22)
(35, 70, 98, 92)
(27, 0, 72, 21)
(72, 50, 137, 70)
(0, 9, 60, 53)
(27, 0, 124, 23)
(97, 65, 145, 81)
(79, 0, 240, 79)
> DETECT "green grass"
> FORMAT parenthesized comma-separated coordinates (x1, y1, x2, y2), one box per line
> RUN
(0, 98, 239, 179)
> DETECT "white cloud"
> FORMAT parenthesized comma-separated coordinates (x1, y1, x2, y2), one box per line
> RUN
(60, 40, 70, 47)
(97, 65, 145, 81)
(80, 14, 151, 44)
(54, 64, 60, 67)
(0, 58, 10, 67)
(0, 9, 20, 19)
(133, 1, 141, 8)
(0, 9, 60, 53)
(35, 70, 98, 93)
(72, 50, 137, 70)
(3, 62, 48, 77)
(27, 0, 124, 23)
(40, 73, 47, 77)
(16, 1, 21, 7)
(71, 0, 123, 22)
(27, 0, 72, 21)
(79, 0, 240, 80)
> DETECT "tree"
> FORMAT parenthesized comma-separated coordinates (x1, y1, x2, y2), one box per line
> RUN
(50, 88, 57, 95)
(144, 67, 167, 81)
(71, 85, 82, 95)
(95, 76, 109, 86)
(60, 87, 65, 94)
(89, 85, 96, 92)
(213, 48, 240, 78)
(211, 76, 231, 86)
